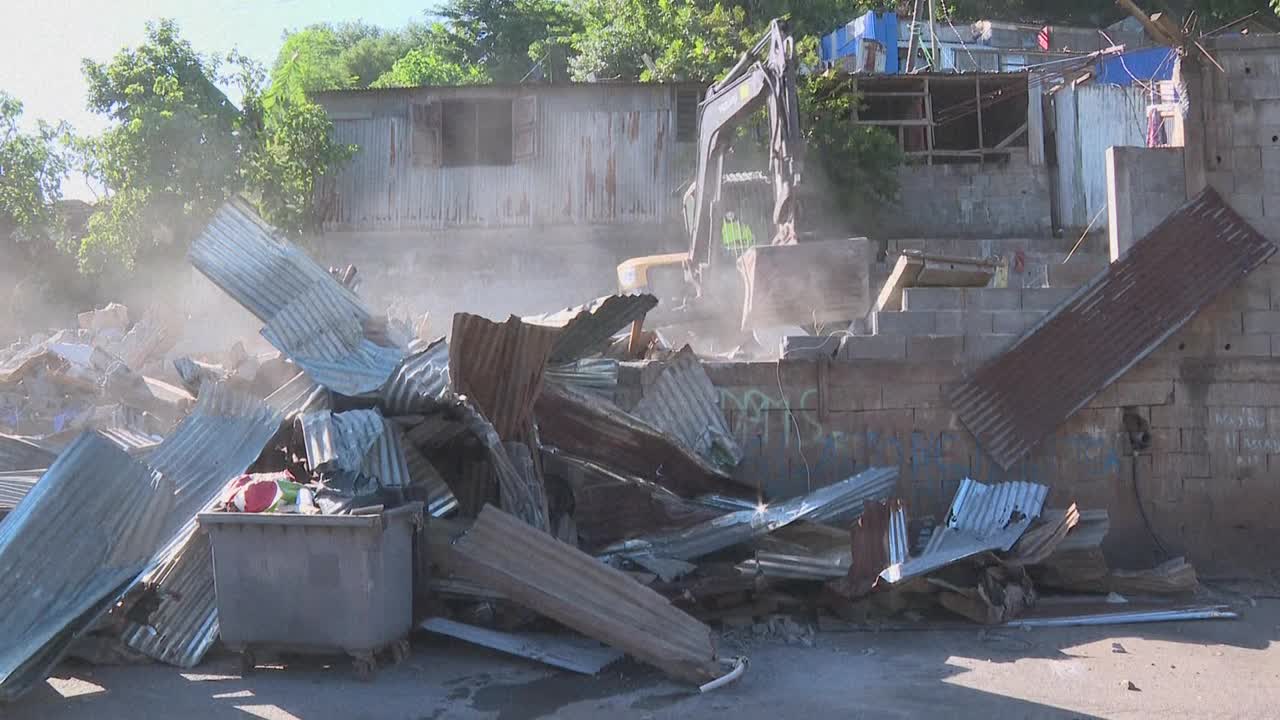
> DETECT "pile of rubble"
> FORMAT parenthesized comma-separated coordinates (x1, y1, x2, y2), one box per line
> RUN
(0, 200, 1235, 701)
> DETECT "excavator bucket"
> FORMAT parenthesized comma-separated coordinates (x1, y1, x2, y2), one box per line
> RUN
(738, 238, 872, 331)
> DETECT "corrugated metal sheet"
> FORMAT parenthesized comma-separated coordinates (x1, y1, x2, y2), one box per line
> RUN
(0, 433, 174, 700)
(526, 294, 659, 363)
(300, 409, 383, 473)
(450, 313, 559, 440)
(951, 188, 1276, 470)
(880, 478, 1048, 584)
(324, 87, 681, 231)
(265, 372, 331, 419)
(536, 381, 737, 497)
(381, 340, 450, 415)
(0, 434, 56, 472)
(0, 470, 42, 511)
(190, 200, 402, 396)
(632, 347, 742, 474)
(1053, 83, 1148, 229)
(119, 384, 284, 668)
(544, 358, 620, 400)
(420, 617, 624, 675)
(454, 399, 547, 530)
(451, 505, 720, 684)
(599, 467, 899, 563)
(736, 552, 849, 580)
(401, 438, 459, 517)
(1010, 605, 1237, 628)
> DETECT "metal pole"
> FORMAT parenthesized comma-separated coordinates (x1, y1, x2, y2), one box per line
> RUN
(928, 0, 939, 70)
(905, 0, 921, 73)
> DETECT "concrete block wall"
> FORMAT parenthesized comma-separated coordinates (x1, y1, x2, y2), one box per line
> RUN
(622, 282, 1280, 574)
(885, 237, 1110, 289)
(874, 148, 1053, 239)
(1107, 146, 1186, 260)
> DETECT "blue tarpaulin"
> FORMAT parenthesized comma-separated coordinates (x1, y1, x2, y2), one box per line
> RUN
(820, 11, 899, 74)
(1095, 46, 1177, 85)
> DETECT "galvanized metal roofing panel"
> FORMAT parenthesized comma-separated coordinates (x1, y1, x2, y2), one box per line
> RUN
(119, 383, 284, 668)
(544, 358, 620, 400)
(599, 467, 899, 563)
(119, 533, 217, 669)
(0, 470, 42, 510)
(381, 340, 450, 415)
(632, 347, 742, 474)
(265, 371, 331, 419)
(0, 433, 175, 700)
(450, 313, 559, 440)
(952, 189, 1276, 470)
(880, 478, 1048, 584)
(526, 294, 659, 363)
(401, 438, 459, 517)
(0, 434, 56, 472)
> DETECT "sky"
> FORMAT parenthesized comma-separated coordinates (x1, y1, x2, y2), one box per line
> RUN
(0, 0, 436, 199)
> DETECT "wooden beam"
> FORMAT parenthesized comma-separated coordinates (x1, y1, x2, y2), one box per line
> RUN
(1115, 0, 1182, 46)
(993, 121, 1029, 150)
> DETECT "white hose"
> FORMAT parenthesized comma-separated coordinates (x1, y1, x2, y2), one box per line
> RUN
(698, 657, 748, 694)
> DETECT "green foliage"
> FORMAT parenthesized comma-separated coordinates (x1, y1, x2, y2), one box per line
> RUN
(799, 67, 901, 204)
(0, 92, 71, 244)
(438, 0, 584, 82)
(372, 46, 490, 87)
(76, 20, 354, 272)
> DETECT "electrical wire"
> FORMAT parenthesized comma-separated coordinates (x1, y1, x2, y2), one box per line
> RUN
(1131, 450, 1171, 559)
(776, 357, 812, 494)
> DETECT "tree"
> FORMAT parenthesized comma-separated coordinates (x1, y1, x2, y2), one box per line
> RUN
(369, 23, 489, 87)
(76, 20, 353, 272)
(437, 0, 584, 82)
(0, 92, 71, 246)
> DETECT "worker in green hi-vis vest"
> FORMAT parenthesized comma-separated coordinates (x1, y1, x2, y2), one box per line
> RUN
(721, 209, 756, 258)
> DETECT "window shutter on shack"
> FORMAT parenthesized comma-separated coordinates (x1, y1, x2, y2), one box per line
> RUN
(512, 95, 538, 161)
(410, 101, 442, 167)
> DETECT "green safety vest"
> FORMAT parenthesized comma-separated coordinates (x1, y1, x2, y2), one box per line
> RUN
(721, 219, 755, 256)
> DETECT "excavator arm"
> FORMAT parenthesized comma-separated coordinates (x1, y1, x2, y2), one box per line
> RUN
(686, 19, 804, 278)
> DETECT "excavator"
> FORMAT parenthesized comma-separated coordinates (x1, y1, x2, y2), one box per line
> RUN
(616, 19, 870, 342)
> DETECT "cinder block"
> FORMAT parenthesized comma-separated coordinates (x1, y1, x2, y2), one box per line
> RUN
(827, 384, 883, 411)
(1153, 452, 1212, 479)
(1231, 193, 1265, 218)
(932, 311, 966, 336)
(1151, 404, 1206, 428)
(1205, 381, 1280, 406)
(1114, 381, 1175, 406)
(1234, 146, 1263, 170)
(1217, 334, 1272, 355)
(1020, 287, 1076, 311)
(907, 335, 965, 364)
(1208, 406, 1268, 430)
(1148, 427, 1178, 450)
(901, 287, 966, 311)
(882, 382, 944, 409)
(872, 311, 936, 336)
(1180, 428, 1210, 453)
(959, 310, 995, 335)
(1243, 310, 1280, 334)
(990, 310, 1046, 335)
(840, 334, 907, 361)
(964, 288, 1022, 310)
(964, 334, 1018, 364)
(1047, 257, 1108, 289)
(781, 335, 841, 360)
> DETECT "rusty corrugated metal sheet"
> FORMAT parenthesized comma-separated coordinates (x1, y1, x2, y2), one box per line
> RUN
(190, 200, 403, 396)
(450, 313, 559, 440)
(381, 339, 450, 415)
(324, 87, 681, 231)
(632, 347, 742, 474)
(526, 294, 658, 363)
(544, 358, 620, 401)
(451, 505, 720, 684)
(0, 433, 174, 700)
(950, 188, 1276, 470)
(535, 381, 738, 497)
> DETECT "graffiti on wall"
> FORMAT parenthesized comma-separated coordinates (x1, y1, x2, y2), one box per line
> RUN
(720, 387, 1122, 511)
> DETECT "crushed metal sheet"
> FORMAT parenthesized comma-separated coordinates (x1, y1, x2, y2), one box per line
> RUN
(119, 384, 284, 668)
(1005, 504, 1081, 567)
(264, 372, 331, 419)
(525, 293, 658, 363)
(881, 478, 1048, 585)
(381, 340, 450, 415)
(599, 467, 898, 563)
(0, 434, 56, 472)
(951, 188, 1277, 470)
(449, 400, 546, 530)
(544, 358, 620, 401)
(632, 346, 743, 473)
(260, 284, 404, 396)
(190, 200, 402, 396)
(421, 617, 625, 675)
(98, 427, 163, 455)
(499, 441, 551, 533)
(536, 381, 738, 497)
(401, 440, 459, 517)
(738, 552, 849, 580)
(450, 313, 559, 440)
(1057, 509, 1109, 553)
(451, 505, 721, 684)
(300, 409, 382, 474)
(1009, 605, 1237, 628)
(0, 433, 175, 700)
(0, 470, 42, 514)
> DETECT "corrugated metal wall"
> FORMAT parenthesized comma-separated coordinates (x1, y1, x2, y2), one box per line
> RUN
(1054, 83, 1149, 229)
(324, 87, 688, 231)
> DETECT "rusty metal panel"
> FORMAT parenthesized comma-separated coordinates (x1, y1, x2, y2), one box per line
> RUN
(450, 313, 559, 441)
(535, 381, 737, 497)
(324, 87, 681, 231)
(951, 188, 1276, 470)
(451, 505, 720, 684)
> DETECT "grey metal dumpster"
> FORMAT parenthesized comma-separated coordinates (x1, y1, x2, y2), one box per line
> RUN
(199, 502, 423, 679)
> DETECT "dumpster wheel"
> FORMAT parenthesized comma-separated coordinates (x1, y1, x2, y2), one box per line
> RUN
(352, 652, 377, 682)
